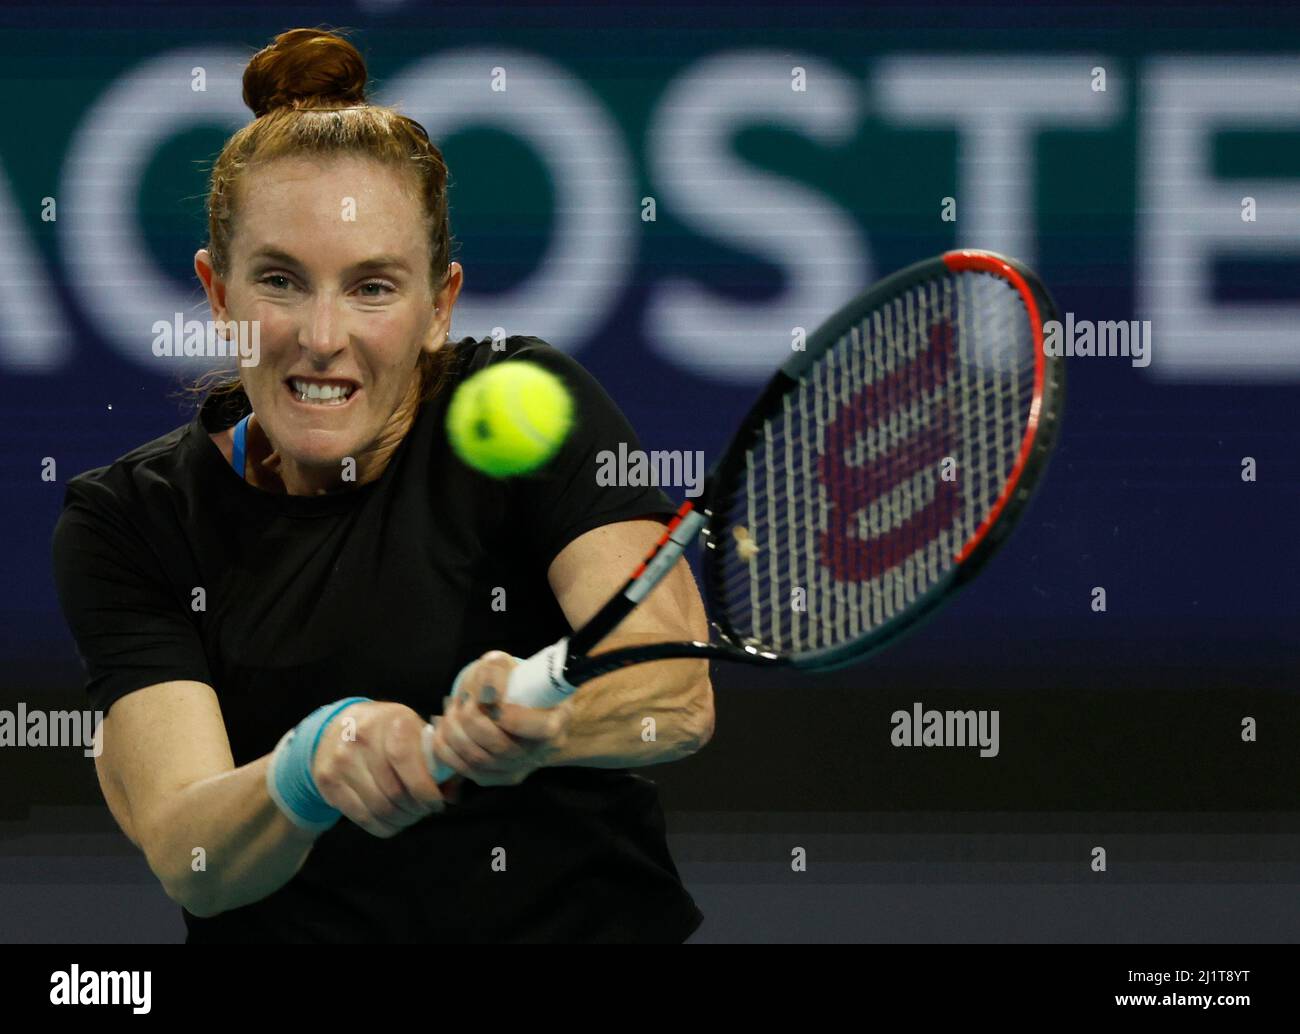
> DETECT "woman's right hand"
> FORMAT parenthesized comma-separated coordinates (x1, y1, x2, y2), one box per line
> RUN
(310, 701, 448, 837)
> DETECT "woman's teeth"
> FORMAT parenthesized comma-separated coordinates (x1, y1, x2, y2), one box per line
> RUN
(291, 379, 354, 404)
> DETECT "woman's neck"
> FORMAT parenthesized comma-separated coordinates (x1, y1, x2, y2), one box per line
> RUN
(219, 379, 423, 496)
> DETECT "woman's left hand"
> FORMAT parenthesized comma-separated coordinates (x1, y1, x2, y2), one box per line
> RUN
(430, 650, 576, 789)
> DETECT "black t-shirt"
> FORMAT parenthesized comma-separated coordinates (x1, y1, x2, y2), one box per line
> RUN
(51, 335, 703, 943)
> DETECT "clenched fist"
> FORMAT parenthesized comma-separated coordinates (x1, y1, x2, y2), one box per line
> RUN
(428, 650, 575, 788)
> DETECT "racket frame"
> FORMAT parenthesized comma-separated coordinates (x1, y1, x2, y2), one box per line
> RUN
(566, 249, 1065, 683)
(697, 248, 1065, 672)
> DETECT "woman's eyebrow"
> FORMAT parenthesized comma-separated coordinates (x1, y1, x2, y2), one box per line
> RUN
(249, 246, 305, 268)
(350, 254, 411, 274)
(249, 247, 410, 274)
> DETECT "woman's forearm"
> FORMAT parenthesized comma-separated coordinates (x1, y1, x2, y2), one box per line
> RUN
(543, 639, 714, 768)
(139, 754, 318, 917)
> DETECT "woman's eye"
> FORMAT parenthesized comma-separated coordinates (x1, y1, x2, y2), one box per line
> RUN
(255, 275, 393, 296)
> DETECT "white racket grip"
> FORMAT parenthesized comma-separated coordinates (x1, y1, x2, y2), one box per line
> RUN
(427, 639, 577, 784)
(504, 638, 577, 708)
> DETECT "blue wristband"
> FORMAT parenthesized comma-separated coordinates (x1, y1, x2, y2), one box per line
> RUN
(267, 697, 371, 833)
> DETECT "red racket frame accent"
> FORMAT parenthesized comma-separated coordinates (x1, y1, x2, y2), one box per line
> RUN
(941, 250, 1047, 564)
(628, 501, 694, 581)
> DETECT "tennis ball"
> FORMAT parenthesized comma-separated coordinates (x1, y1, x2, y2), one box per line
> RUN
(446, 361, 575, 477)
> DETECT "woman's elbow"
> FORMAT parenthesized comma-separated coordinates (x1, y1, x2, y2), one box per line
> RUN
(140, 827, 225, 918)
(682, 676, 715, 755)
(175, 880, 228, 918)
(149, 856, 221, 917)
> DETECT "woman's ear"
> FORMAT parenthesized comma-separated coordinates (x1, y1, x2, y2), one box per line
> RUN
(194, 249, 229, 322)
(424, 262, 464, 354)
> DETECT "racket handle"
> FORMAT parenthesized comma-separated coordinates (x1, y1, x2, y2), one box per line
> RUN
(426, 639, 578, 784)
(504, 638, 578, 708)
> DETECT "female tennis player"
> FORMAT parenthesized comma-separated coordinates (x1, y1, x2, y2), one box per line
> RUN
(51, 28, 711, 943)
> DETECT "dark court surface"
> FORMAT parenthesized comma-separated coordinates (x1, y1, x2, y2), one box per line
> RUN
(4, 810, 1300, 943)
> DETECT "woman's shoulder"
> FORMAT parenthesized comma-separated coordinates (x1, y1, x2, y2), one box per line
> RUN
(450, 334, 575, 378)
(446, 335, 609, 415)
(59, 418, 200, 529)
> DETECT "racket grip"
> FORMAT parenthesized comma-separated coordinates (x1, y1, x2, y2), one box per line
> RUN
(426, 639, 578, 784)
(504, 638, 578, 708)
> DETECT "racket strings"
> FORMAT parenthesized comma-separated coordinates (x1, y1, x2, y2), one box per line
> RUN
(714, 271, 1036, 657)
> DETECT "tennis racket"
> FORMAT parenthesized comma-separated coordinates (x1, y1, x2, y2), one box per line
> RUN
(426, 249, 1064, 783)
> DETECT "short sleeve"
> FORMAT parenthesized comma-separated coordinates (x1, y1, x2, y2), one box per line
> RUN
(504, 338, 680, 568)
(51, 486, 213, 714)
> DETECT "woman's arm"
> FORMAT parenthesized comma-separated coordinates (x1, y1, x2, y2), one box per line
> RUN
(540, 517, 716, 767)
(95, 680, 319, 918)
(101, 682, 446, 917)
(428, 517, 717, 783)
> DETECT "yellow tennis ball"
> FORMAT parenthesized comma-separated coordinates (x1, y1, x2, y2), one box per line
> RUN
(446, 361, 575, 477)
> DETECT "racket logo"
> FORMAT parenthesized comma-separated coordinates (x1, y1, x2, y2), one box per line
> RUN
(817, 317, 960, 583)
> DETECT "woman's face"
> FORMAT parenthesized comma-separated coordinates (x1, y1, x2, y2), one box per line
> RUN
(198, 155, 461, 477)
